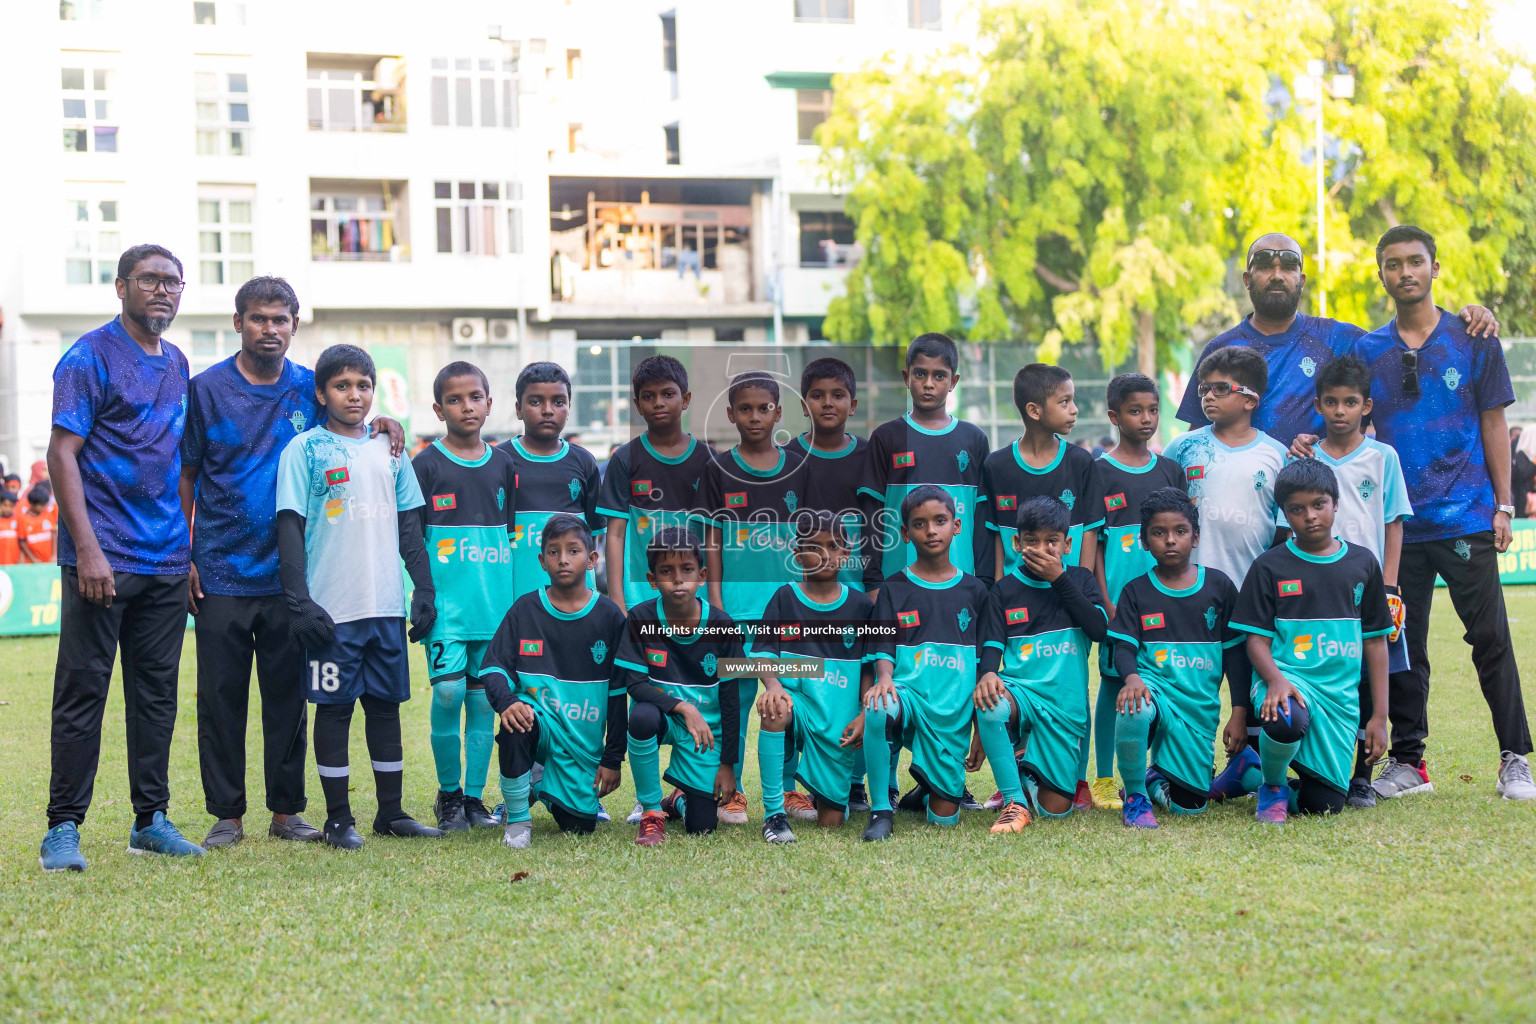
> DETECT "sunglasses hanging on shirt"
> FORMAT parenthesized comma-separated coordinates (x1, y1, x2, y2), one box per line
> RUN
(1401, 350, 1420, 397)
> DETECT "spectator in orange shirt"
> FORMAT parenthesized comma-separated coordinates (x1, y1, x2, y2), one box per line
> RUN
(0, 491, 19, 565)
(19, 485, 55, 563)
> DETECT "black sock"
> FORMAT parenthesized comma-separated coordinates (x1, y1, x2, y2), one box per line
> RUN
(1352, 740, 1371, 781)
(135, 812, 156, 829)
(362, 695, 405, 823)
(313, 702, 356, 827)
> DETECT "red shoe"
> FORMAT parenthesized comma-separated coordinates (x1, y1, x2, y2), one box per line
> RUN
(982, 790, 1006, 811)
(1072, 780, 1092, 812)
(635, 810, 667, 846)
(660, 788, 685, 820)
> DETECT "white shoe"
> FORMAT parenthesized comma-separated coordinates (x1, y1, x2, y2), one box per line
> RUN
(502, 820, 532, 848)
(624, 801, 644, 825)
(1497, 751, 1536, 801)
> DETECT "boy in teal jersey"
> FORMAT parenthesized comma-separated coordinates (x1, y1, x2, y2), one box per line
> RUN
(748, 511, 875, 843)
(860, 486, 990, 842)
(1083, 373, 1186, 810)
(696, 371, 806, 822)
(412, 362, 519, 831)
(971, 497, 1108, 834)
(618, 527, 746, 845)
(1108, 489, 1242, 829)
(481, 515, 628, 848)
(859, 334, 992, 594)
(501, 362, 604, 603)
(597, 355, 715, 612)
(1230, 460, 1392, 823)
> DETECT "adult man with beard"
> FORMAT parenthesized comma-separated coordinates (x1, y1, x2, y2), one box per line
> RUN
(40, 245, 202, 871)
(1176, 233, 1498, 446)
(179, 276, 404, 849)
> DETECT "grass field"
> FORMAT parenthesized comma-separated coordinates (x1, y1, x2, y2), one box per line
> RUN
(3, 593, 1535, 1022)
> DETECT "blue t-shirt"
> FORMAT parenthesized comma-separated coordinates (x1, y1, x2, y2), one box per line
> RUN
(52, 317, 191, 575)
(181, 357, 320, 596)
(1178, 314, 1365, 445)
(1358, 308, 1515, 544)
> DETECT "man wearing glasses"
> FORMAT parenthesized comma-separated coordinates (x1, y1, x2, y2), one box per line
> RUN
(38, 245, 205, 872)
(1176, 233, 1499, 446)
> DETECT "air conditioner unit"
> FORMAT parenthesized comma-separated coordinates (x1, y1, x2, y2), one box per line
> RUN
(451, 317, 487, 345)
(487, 318, 520, 345)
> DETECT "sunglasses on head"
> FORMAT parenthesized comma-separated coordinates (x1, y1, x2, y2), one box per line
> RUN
(1247, 249, 1303, 271)
(1401, 350, 1420, 397)
(1196, 381, 1260, 399)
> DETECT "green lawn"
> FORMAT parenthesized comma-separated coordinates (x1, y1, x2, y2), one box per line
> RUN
(2, 594, 1535, 1022)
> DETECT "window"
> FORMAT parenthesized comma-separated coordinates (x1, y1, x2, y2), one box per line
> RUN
(197, 189, 254, 285)
(310, 187, 402, 261)
(661, 14, 677, 72)
(799, 211, 856, 267)
(306, 56, 405, 131)
(194, 70, 250, 155)
(568, 123, 583, 154)
(794, 0, 852, 23)
(908, 0, 940, 29)
(191, 1, 244, 25)
(64, 193, 121, 284)
(59, 1, 107, 20)
(62, 65, 117, 152)
(433, 181, 523, 256)
(429, 56, 518, 129)
(188, 329, 239, 375)
(796, 89, 832, 145)
(664, 124, 680, 165)
(566, 49, 582, 80)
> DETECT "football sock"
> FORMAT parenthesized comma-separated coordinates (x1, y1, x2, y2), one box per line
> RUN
(1095, 678, 1124, 779)
(1115, 701, 1155, 799)
(462, 686, 494, 800)
(925, 803, 960, 827)
(733, 679, 758, 791)
(500, 772, 532, 824)
(313, 702, 355, 825)
(1352, 738, 1371, 781)
(1076, 710, 1091, 788)
(362, 696, 405, 822)
(784, 744, 801, 795)
(863, 702, 897, 813)
(134, 812, 155, 829)
(429, 678, 466, 792)
(758, 728, 786, 818)
(976, 699, 1026, 805)
(628, 734, 662, 812)
(1259, 732, 1301, 789)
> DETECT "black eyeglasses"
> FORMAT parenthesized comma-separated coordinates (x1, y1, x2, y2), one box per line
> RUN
(123, 275, 185, 294)
(1401, 350, 1420, 397)
(1247, 249, 1303, 272)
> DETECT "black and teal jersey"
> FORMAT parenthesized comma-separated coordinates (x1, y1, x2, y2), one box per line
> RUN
(870, 568, 988, 719)
(478, 589, 628, 816)
(411, 441, 517, 642)
(595, 433, 715, 608)
(1106, 567, 1240, 793)
(692, 445, 806, 624)
(1084, 453, 1187, 604)
(982, 436, 1099, 575)
(785, 432, 877, 591)
(1230, 541, 1393, 792)
(500, 437, 605, 603)
(859, 415, 992, 580)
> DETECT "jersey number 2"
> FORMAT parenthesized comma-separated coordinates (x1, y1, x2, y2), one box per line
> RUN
(309, 660, 340, 692)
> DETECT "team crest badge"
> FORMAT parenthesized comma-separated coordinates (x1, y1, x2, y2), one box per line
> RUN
(1253, 471, 1267, 492)
(784, 491, 799, 513)
(957, 608, 972, 632)
(1300, 356, 1317, 378)
(568, 477, 581, 502)
(1443, 367, 1462, 392)
(1060, 489, 1076, 509)
(1204, 605, 1217, 631)
(1353, 582, 1364, 606)
(289, 410, 306, 432)
(497, 487, 506, 511)
(1358, 478, 1375, 502)
(841, 629, 855, 649)
(701, 653, 718, 677)
(590, 640, 609, 664)
(1455, 538, 1472, 561)
(956, 450, 970, 472)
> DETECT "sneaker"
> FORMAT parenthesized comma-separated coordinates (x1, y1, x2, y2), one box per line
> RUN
(595, 805, 611, 823)
(1372, 757, 1434, 799)
(463, 796, 500, 828)
(502, 819, 532, 849)
(1071, 780, 1092, 812)
(762, 812, 797, 844)
(897, 786, 927, 813)
(1145, 768, 1171, 809)
(128, 813, 205, 857)
(1090, 777, 1123, 810)
(660, 788, 686, 821)
(1122, 792, 1158, 829)
(989, 800, 1031, 834)
(373, 815, 445, 839)
(635, 810, 666, 847)
(982, 790, 1007, 811)
(1347, 779, 1377, 809)
(719, 791, 749, 825)
(847, 783, 871, 813)
(1209, 746, 1261, 802)
(961, 788, 984, 811)
(1256, 784, 1289, 824)
(434, 790, 470, 832)
(39, 822, 87, 872)
(202, 819, 244, 849)
(324, 819, 364, 850)
(1497, 751, 1536, 801)
(784, 791, 818, 821)
(861, 809, 895, 842)
(269, 814, 323, 842)
(624, 801, 644, 825)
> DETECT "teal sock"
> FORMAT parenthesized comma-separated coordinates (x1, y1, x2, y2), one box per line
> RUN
(733, 679, 758, 791)
(1076, 692, 1091, 785)
(462, 687, 494, 800)
(863, 702, 896, 812)
(1114, 701, 1156, 799)
(499, 772, 531, 823)
(1240, 764, 1263, 794)
(925, 803, 960, 826)
(629, 734, 663, 811)
(976, 700, 1026, 804)
(429, 678, 467, 791)
(1095, 678, 1124, 778)
(1259, 732, 1300, 788)
(758, 728, 787, 817)
(784, 745, 801, 794)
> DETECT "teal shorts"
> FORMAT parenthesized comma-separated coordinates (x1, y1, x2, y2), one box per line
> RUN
(525, 706, 604, 819)
(892, 686, 968, 804)
(660, 714, 725, 796)
(424, 638, 491, 685)
(1003, 679, 1085, 798)
(782, 677, 860, 808)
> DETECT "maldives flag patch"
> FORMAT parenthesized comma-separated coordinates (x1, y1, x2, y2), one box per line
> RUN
(1278, 579, 1303, 597)
(893, 451, 915, 469)
(725, 492, 748, 508)
(325, 467, 349, 486)
(1186, 466, 1205, 481)
(996, 495, 1017, 511)
(1006, 606, 1029, 625)
(520, 639, 543, 656)
(632, 480, 652, 496)
(1105, 493, 1127, 512)
(1141, 612, 1166, 630)
(645, 648, 668, 668)
(897, 610, 921, 628)
(432, 493, 456, 510)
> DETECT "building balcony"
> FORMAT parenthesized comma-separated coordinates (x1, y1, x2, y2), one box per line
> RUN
(306, 54, 407, 132)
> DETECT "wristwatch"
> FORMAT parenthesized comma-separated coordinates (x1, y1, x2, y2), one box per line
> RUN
(1496, 504, 1516, 516)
